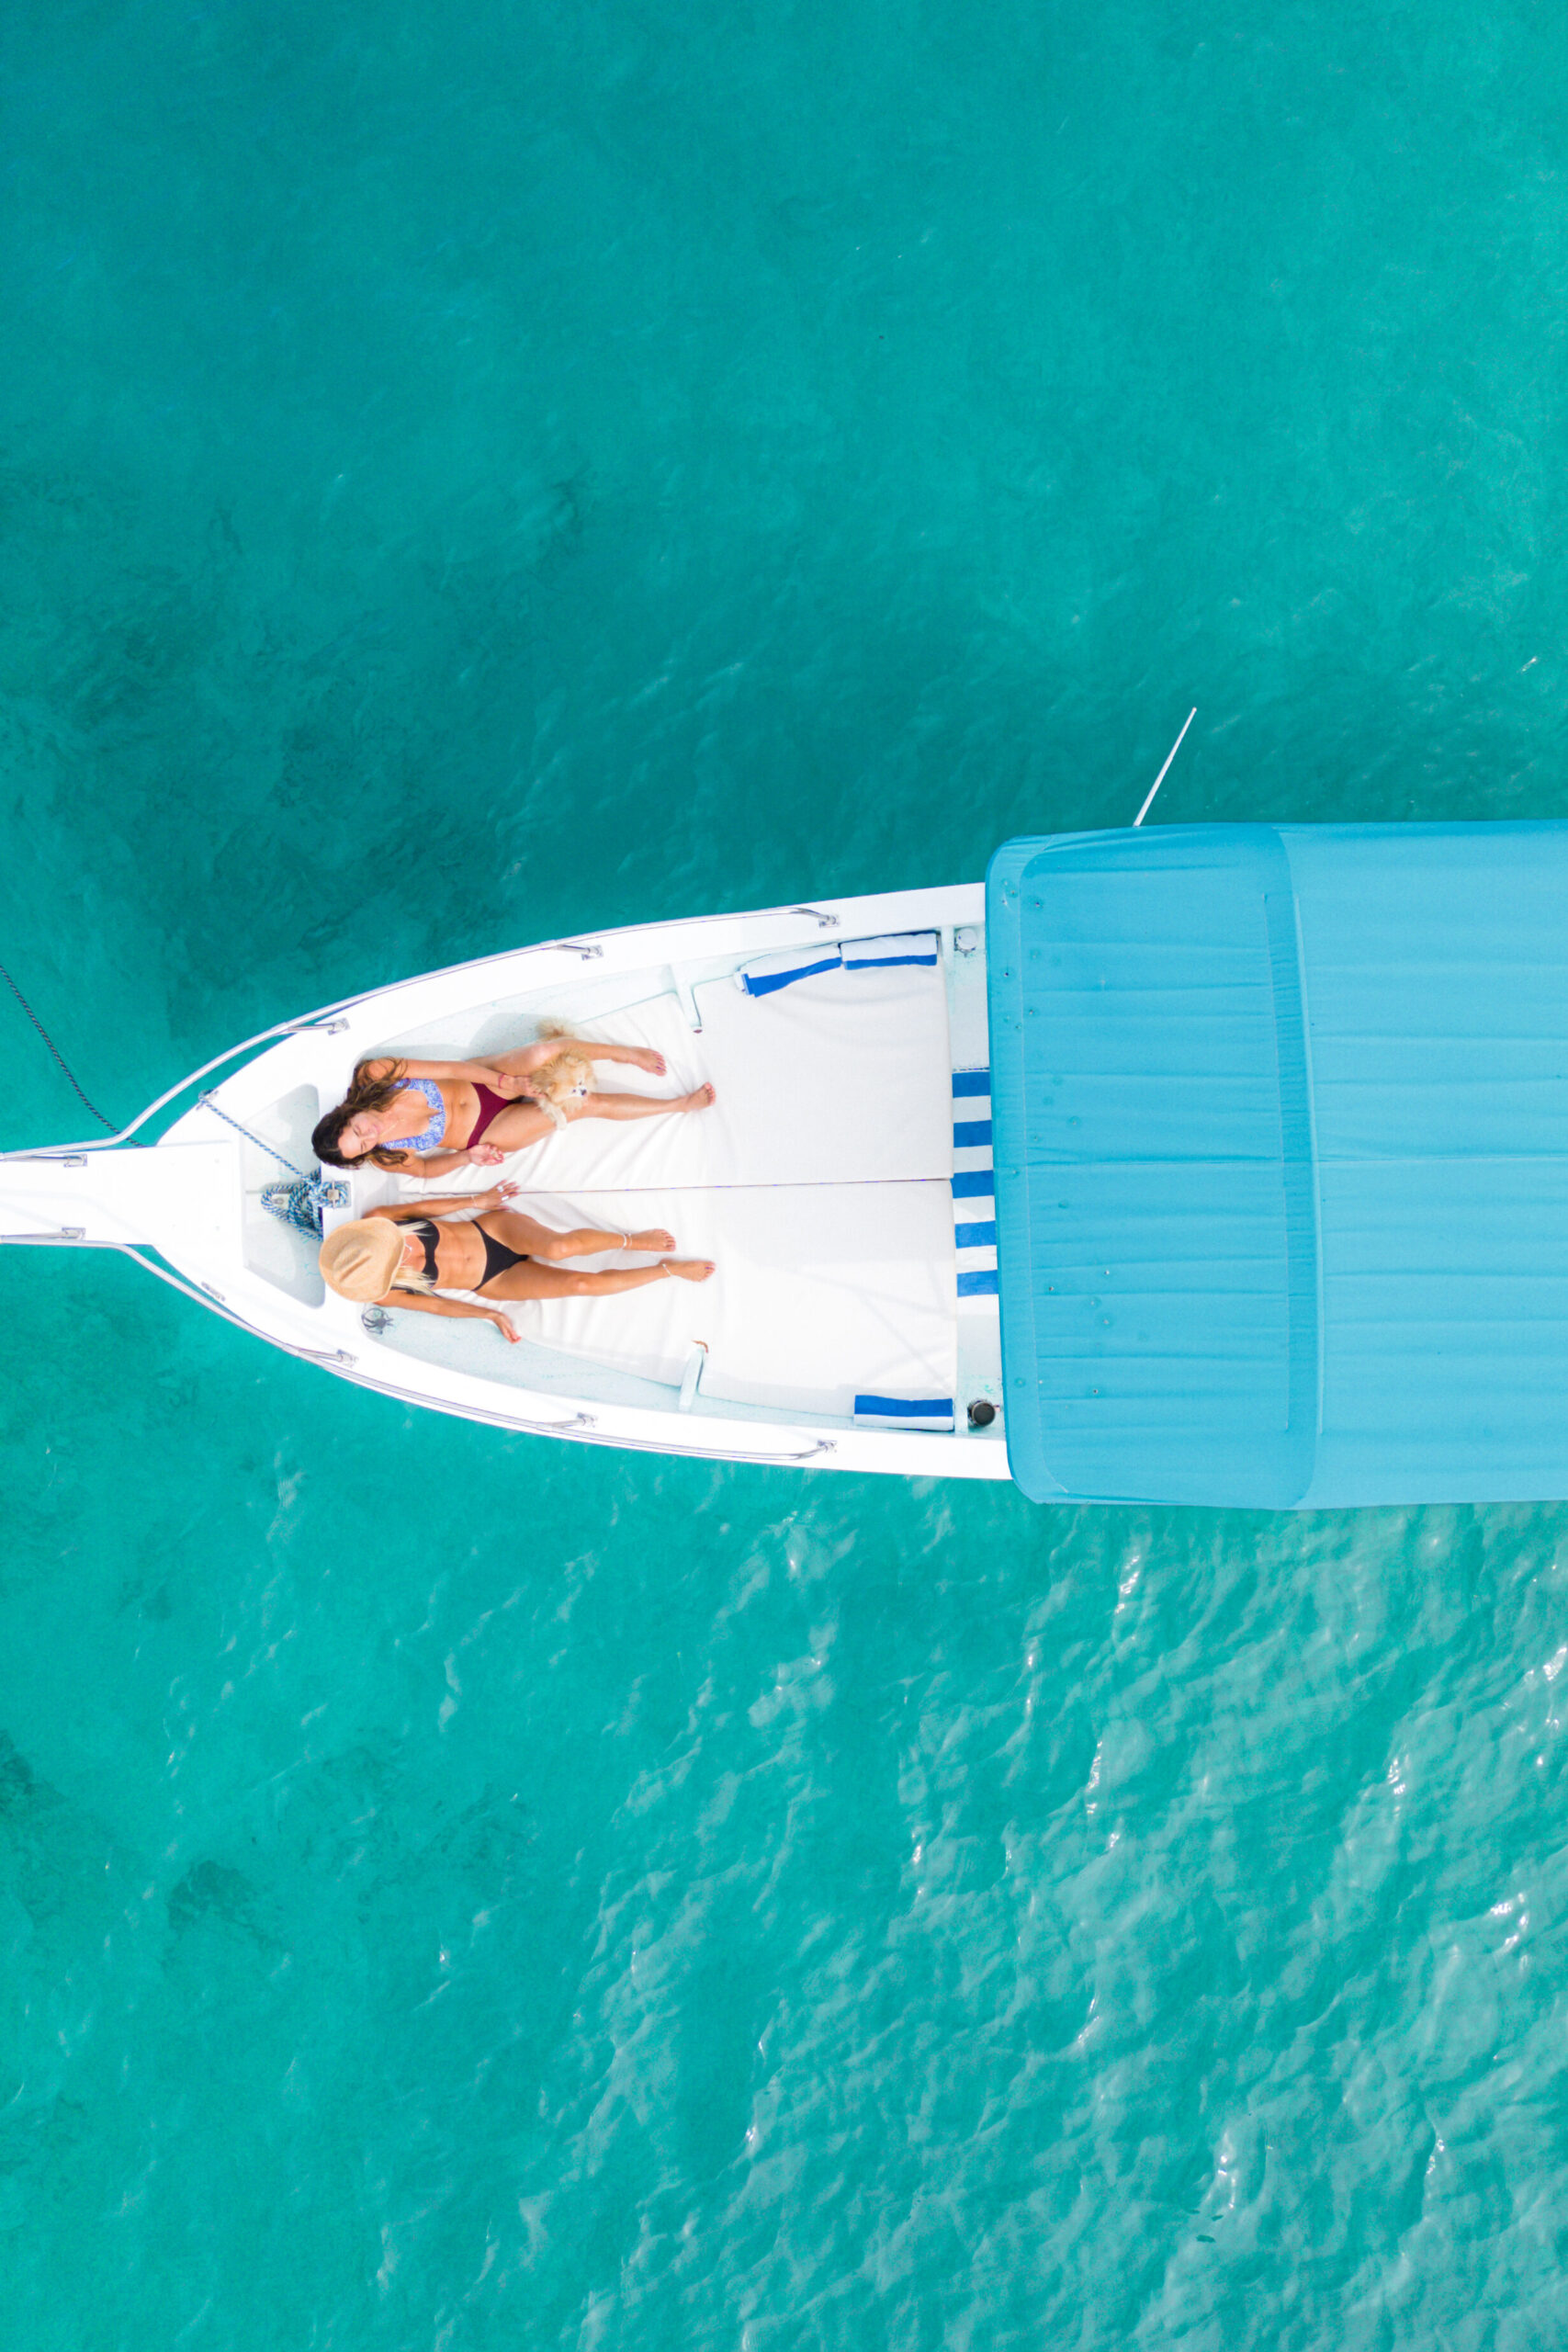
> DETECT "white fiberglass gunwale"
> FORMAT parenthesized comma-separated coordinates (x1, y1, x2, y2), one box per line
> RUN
(3, 884, 1008, 1481)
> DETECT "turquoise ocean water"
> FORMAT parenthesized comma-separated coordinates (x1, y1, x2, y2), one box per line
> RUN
(6, 1, 1568, 2342)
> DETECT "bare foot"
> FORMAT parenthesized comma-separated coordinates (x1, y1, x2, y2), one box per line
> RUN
(628, 1047, 667, 1076)
(662, 1258, 716, 1283)
(680, 1083, 716, 1114)
(626, 1227, 675, 1252)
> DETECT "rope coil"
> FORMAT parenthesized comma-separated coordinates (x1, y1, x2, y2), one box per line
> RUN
(198, 1092, 349, 1238)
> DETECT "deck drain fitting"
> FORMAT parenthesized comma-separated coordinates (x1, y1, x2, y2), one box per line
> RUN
(966, 1399, 997, 1429)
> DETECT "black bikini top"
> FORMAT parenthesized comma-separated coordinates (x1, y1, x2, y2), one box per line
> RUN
(407, 1218, 440, 1283)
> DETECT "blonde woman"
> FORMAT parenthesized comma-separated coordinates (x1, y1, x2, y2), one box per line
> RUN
(311, 1033, 714, 1180)
(319, 1182, 715, 1341)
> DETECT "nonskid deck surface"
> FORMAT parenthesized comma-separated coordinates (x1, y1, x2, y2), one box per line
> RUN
(0, 889, 1004, 1470)
(0, 888, 1002, 1467)
(344, 937, 997, 1432)
(158, 885, 1010, 1468)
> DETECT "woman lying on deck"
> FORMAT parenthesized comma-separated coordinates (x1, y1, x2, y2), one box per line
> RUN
(319, 1183, 715, 1342)
(311, 1035, 714, 1178)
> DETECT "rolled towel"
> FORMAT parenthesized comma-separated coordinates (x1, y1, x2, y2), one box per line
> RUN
(735, 944, 843, 997)
(853, 1394, 956, 1432)
(840, 930, 940, 969)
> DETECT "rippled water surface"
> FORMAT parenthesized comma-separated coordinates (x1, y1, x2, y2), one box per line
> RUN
(6, 2, 1568, 2344)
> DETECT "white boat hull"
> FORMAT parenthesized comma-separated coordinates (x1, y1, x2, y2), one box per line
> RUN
(2, 884, 1011, 1483)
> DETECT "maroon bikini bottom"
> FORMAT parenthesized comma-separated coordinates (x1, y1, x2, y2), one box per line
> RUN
(467, 1082, 512, 1143)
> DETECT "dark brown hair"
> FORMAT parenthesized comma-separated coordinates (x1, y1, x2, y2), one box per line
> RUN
(312, 1060, 417, 1170)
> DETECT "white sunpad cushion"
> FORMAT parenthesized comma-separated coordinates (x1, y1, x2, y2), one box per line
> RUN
(377, 993, 705, 1204)
(735, 943, 843, 994)
(424, 964, 953, 1196)
(492, 1182, 957, 1418)
(689, 960, 953, 1186)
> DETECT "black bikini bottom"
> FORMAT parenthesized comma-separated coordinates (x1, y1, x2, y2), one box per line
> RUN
(475, 1222, 531, 1292)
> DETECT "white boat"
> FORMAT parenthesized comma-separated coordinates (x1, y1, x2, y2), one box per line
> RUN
(14, 818, 1568, 1508)
(0, 882, 1009, 1483)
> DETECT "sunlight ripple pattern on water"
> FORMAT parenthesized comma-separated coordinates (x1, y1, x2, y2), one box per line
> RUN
(5, 0, 1568, 2343)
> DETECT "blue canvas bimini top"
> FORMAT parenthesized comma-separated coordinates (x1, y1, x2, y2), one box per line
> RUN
(986, 822, 1568, 1508)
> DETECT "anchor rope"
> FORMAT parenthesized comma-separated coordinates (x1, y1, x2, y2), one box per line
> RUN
(1, 960, 344, 1243)
(197, 1091, 307, 1175)
(197, 1091, 348, 1238)
(0, 957, 119, 1132)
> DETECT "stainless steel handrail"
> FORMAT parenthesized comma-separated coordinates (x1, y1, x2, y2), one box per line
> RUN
(0, 891, 947, 1162)
(0, 1229, 840, 1460)
(0, 1015, 352, 1159)
(0, 1229, 357, 1366)
(117, 1247, 359, 1367)
(327, 1367, 840, 1462)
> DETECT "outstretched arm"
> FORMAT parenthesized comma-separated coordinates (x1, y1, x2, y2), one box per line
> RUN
(387, 1148, 503, 1180)
(367, 1185, 518, 1222)
(375, 1289, 520, 1342)
(357, 1054, 525, 1088)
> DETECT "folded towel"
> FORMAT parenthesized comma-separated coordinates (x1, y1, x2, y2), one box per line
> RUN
(840, 931, 940, 969)
(735, 944, 843, 996)
(853, 1393, 956, 1432)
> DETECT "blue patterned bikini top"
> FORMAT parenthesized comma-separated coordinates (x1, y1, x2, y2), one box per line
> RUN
(381, 1077, 446, 1154)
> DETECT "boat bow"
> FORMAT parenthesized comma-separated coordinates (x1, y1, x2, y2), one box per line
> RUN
(0, 1142, 241, 1286)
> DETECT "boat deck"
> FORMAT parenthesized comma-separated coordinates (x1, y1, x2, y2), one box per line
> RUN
(152, 882, 1011, 1476)
(341, 921, 1005, 1442)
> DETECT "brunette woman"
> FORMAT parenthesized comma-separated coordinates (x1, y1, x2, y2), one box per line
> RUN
(311, 1036, 713, 1180)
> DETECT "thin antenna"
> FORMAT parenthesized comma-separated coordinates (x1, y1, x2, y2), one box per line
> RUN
(1133, 707, 1197, 827)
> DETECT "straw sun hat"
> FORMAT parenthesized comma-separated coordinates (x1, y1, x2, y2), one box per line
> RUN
(319, 1216, 410, 1303)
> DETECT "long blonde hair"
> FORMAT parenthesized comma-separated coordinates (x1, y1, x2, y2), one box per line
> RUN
(389, 1256, 436, 1295)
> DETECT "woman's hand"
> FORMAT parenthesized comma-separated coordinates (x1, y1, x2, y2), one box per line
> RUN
(466, 1143, 505, 1168)
(476, 1181, 521, 1210)
(470, 1067, 529, 1099)
(491, 1313, 520, 1343)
